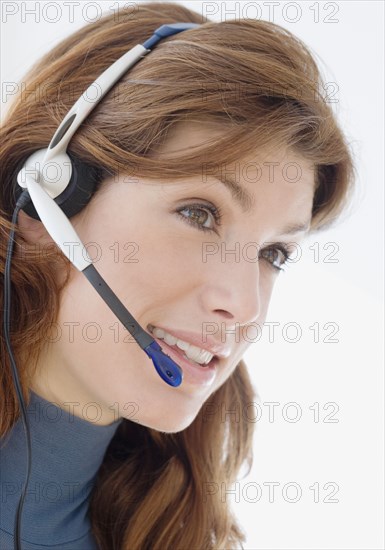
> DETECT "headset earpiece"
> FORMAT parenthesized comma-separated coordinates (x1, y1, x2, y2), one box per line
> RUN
(52, 154, 103, 219)
(15, 149, 103, 221)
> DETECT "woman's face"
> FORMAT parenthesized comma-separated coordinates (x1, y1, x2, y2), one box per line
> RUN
(25, 122, 315, 431)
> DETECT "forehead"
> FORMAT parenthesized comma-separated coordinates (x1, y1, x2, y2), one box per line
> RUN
(159, 120, 316, 215)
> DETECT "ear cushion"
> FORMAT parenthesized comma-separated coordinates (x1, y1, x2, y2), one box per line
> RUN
(17, 153, 103, 221)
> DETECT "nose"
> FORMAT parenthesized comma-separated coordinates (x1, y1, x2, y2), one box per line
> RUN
(201, 245, 262, 327)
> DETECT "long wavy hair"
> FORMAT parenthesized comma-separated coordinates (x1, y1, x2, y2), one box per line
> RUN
(0, 2, 355, 548)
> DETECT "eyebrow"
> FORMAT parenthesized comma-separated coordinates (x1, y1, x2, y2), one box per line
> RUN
(212, 174, 311, 235)
(277, 220, 311, 235)
(214, 174, 255, 213)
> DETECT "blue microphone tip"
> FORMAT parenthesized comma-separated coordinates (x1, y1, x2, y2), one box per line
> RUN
(144, 341, 183, 387)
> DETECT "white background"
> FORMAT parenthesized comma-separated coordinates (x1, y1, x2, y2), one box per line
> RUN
(1, 1, 384, 549)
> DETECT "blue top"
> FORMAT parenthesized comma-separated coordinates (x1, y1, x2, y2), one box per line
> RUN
(0, 390, 123, 549)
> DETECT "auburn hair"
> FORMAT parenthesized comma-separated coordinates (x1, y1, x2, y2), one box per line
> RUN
(0, 2, 355, 548)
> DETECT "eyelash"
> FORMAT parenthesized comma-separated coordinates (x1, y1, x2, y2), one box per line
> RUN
(176, 203, 294, 272)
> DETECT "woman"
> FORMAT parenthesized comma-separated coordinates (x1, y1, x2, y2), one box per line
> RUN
(0, 2, 355, 549)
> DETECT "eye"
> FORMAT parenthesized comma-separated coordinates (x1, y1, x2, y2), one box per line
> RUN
(176, 205, 294, 273)
(260, 244, 293, 272)
(176, 203, 223, 234)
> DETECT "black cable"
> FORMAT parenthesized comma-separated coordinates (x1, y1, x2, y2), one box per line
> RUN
(3, 190, 33, 550)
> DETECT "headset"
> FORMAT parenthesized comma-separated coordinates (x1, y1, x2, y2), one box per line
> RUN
(3, 22, 201, 549)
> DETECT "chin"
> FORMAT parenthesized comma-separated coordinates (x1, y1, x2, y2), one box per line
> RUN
(127, 411, 199, 434)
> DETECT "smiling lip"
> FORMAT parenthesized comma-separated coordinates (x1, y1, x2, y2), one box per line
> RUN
(148, 324, 231, 359)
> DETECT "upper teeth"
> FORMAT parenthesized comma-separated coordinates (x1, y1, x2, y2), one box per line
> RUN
(149, 326, 214, 365)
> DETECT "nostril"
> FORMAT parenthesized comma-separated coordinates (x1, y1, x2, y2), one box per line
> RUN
(214, 310, 233, 319)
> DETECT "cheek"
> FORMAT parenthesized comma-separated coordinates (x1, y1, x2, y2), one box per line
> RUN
(53, 272, 153, 396)
(53, 208, 196, 370)
(74, 191, 212, 302)
(54, 272, 108, 361)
